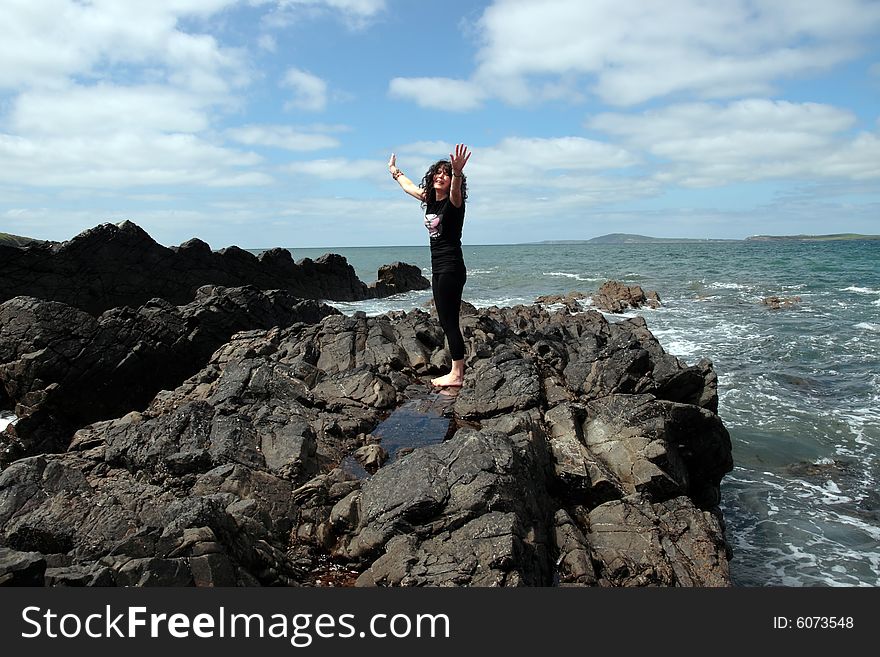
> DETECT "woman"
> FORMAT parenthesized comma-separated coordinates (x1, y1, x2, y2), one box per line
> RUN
(388, 144, 471, 387)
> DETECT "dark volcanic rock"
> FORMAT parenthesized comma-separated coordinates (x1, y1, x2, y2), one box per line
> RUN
(0, 301, 733, 587)
(370, 262, 429, 297)
(586, 496, 730, 586)
(0, 547, 46, 585)
(544, 394, 731, 513)
(0, 286, 339, 464)
(0, 220, 429, 314)
(0, 455, 297, 586)
(591, 280, 661, 313)
(343, 428, 554, 586)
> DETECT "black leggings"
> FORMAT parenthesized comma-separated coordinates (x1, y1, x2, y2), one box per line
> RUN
(432, 270, 467, 361)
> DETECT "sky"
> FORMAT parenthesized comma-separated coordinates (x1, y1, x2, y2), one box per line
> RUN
(1, 0, 879, 248)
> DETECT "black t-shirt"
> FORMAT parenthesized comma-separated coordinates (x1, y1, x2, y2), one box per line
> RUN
(424, 198, 466, 273)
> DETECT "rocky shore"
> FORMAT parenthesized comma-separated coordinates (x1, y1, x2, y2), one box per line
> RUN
(0, 224, 733, 587)
(0, 220, 430, 315)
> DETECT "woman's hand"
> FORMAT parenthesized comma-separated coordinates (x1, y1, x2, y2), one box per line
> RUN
(388, 153, 399, 175)
(450, 143, 471, 175)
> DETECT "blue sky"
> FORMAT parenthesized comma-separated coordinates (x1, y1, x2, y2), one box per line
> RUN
(1, 0, 878, 248)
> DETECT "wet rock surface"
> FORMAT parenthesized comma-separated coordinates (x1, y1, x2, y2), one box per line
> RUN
(0, 221, 430, 315)
(591, 281, 662, 313)
(0, 301, 733, 587)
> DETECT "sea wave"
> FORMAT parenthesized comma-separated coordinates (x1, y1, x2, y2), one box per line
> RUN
(855, 322, 880, 332)
(470, 296, 530, 308)
(722, 468, 880, 586)
(541, 271, 597, 282)
(329, 290, 431, 317)
(706, 282, 752, 290)
(842, 286, 880, 294)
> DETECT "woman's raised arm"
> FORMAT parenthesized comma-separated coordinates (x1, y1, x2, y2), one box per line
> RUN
(388, 153, 425, 202)
(449, 143, 470, 208)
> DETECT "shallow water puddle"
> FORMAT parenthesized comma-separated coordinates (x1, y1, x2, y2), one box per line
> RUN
(337, 387, 460, 479)
(371, 387, 459, 462)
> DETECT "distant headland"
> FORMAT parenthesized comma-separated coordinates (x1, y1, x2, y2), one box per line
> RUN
(532, 232, 880, 244)
(744, 233, 880, 242)
(0, 231, 44, 247)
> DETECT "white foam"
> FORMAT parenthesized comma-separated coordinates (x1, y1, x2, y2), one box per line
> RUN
(842, 286, 880, 294)
(788, 475, 853, 505)
(706, 282, 751, 290)
(0, 414, 17, 432)
(855, 322, 880, 332)
(329, 290, 432, 317)
(541, 271, 597, 282)
(824, 480, 842, 494)
(470, 297, 529, 308)
(659, 337, 701, 358)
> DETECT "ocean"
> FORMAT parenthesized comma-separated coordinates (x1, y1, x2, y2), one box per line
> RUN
(270, 239, 880, 587)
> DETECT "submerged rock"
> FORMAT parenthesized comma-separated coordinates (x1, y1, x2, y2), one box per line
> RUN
(762, 295, 802, 310)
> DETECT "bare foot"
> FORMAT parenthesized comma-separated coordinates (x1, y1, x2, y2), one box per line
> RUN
(431, 372, 463, 387)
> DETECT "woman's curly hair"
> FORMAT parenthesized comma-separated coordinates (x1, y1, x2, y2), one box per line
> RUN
(420, 159, 467, 208)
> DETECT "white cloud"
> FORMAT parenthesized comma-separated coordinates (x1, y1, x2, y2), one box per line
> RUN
(323, 136, 652, 224)
(283, 67, 329, 112)
(10, 85, 210, 136)
(819, 132, 880, 180)
(302, 0, 385, 16)
(256, 0, 386, 30)
(285, 158, 385, 180)
(0, 0, 246, 95)
(589, 99, 879, 186)
(0, 130, 270, 189)
(391, 0, 880, 110)
(227, 124, 341, 150)
(392, 136, 640, 192)
(0, 81, 273, 190)
(475, 136, 638, 176)
(389, 77, 487, 112)
(0, 2, 371, 195)
(258, 34, 277, 51)
(281, 136, 645, 222)
(374, 136, 638, 190)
